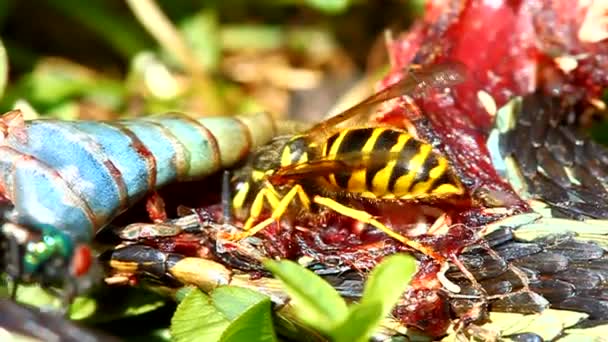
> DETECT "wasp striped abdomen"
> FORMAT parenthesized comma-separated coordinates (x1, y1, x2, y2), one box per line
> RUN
(321, 127, 465, 200)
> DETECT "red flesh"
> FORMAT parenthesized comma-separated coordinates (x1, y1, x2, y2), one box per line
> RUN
(372, 0, 608, 334)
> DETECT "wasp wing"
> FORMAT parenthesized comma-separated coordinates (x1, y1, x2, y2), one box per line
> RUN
(304, 61, 467, 142)
(271, 150, 411, 180)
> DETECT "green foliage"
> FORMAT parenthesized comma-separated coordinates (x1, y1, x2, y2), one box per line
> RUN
(0, 282, 167, 323)
(178, 10, 221, 72)
(265, 253, 417, 341)
(0, 59, 124, 115)
(170, 286, 277, 342)
(304, 0, 353, 14)
(264, 258, 349, 333)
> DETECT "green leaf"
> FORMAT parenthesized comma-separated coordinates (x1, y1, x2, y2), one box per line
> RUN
(331, 302, 383, 342)
(14, 284, 61, 308)
(175, 286, 196, 303)
(219, 291, 277, 342)
(171, 287, 277, 342)
(326, 254, 416, 342)
(68, 297, 97, 320)
(264, 259, 348, 333)
(360, 253, 416, 319)
(171, 289, 230, 342)
(211, 286, 269, 321)
(0, 36, 8, 101)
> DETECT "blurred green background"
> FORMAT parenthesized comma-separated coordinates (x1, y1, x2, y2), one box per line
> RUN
(0, 0, 423, 123)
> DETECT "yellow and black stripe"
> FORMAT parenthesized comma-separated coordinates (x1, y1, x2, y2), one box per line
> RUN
(319, 127, 464, 199)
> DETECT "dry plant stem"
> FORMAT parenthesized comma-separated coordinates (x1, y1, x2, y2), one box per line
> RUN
(125, 0, 223, 114)
(0, 38, 7, 100)
(126, 0, 202, 75)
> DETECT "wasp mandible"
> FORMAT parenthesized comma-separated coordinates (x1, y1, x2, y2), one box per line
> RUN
(227, 62, 468, 261)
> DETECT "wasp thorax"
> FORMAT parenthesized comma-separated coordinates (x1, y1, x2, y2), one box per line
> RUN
(280, 135, 309, 167)
(250, 137, 287, 172)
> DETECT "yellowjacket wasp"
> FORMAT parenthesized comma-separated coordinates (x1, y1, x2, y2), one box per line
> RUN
(226, 62, 468, 261)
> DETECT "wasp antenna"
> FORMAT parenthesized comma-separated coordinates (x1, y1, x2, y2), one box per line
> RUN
(221, 170, 233, 224)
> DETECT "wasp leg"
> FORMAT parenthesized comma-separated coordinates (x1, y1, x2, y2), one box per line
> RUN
(236, 184, 311, 239)
(241, 184, 282, 231)
(313, 196, 444, 261)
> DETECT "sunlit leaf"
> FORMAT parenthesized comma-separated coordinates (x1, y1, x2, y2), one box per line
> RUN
(562, 322, 608, 340)
(171, 289, 230, 342)
(14, 284, 61, 309)
(214, 288, 277, 342)
(68, 297, 97, 320)
(330, 302, 383, 342)
(175, 286, 196, 303)
(360, 253, 416, 320)
(264, 259, 348, 333)
(171, 287, 277, 342)
(483, 309, 587, 341)
(211, 286, 269, 321)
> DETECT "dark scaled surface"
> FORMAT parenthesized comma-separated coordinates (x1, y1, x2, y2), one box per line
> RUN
(499, 92, 608, 219)
(447, 228, 608, 323)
